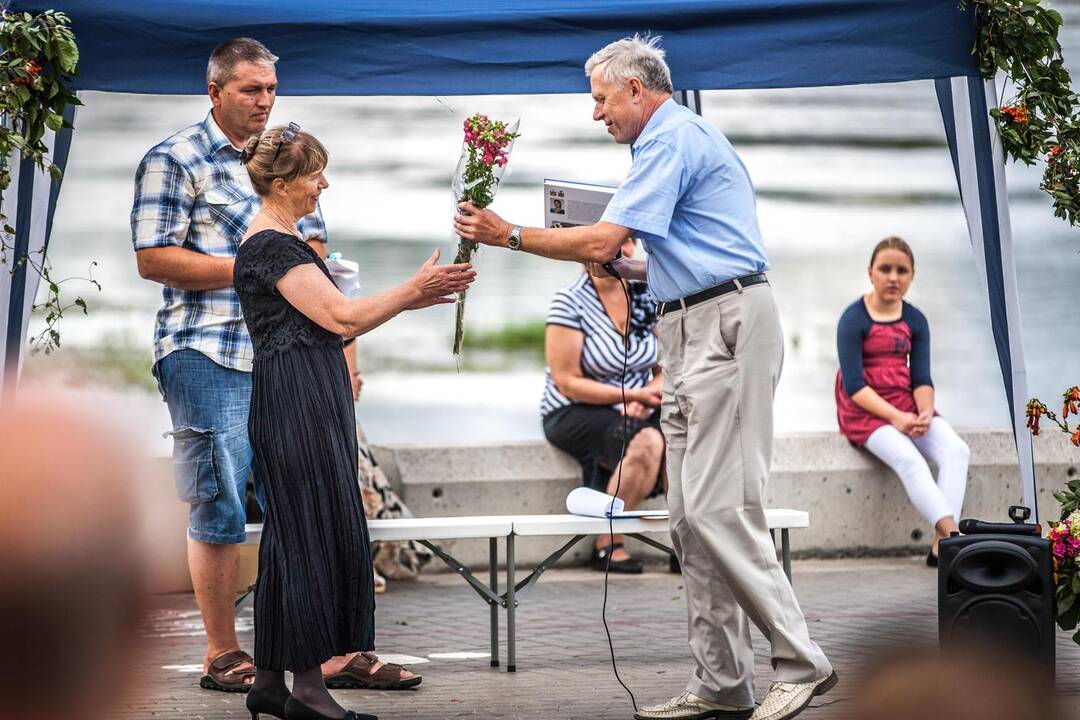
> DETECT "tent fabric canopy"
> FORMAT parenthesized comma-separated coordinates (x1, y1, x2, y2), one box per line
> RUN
(14, 0, 977, 95)
(3, 1, 1037, 519)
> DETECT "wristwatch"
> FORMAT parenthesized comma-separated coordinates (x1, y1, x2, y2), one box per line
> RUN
(507, 224, 523, 251)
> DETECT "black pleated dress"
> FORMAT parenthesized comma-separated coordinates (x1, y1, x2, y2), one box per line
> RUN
(234, 229, 375, 672)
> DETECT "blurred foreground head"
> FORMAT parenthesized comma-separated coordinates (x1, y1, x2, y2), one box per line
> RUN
(854, 643, 1055, 720)
(0, 396, 146, 720)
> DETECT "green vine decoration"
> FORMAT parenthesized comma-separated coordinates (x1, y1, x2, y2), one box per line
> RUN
(0, 5, 92, 355)
(965, 0, 1080, 224)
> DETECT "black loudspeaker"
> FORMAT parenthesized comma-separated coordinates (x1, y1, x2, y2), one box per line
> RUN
(939, 516, 1055, 672)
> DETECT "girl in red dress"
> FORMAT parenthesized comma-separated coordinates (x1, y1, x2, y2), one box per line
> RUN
(835, 237, 970, 566)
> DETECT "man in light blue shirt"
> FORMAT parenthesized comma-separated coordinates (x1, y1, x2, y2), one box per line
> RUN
(599, 92, 768, 303)
(456, 34, 835, 720)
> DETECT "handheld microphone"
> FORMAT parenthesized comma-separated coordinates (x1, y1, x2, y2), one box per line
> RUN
(602, 249, 623, 280)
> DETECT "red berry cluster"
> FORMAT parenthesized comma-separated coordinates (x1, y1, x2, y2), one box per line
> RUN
(1026, 398, 1048, 435)
(11, 58, 42, 85)
(1063, 386, 1080, 419)
(1000, 104, 1030, 124)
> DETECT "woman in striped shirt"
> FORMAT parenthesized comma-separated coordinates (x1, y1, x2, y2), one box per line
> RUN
(542, 240, 665, 574)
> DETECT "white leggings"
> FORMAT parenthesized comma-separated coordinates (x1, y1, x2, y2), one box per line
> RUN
(863, 417, 970, 527)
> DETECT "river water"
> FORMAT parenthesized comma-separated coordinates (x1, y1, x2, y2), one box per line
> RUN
(26, 2, 1080, 454)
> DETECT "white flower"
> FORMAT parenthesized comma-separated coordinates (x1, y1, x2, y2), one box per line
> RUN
(1068, 510, 1080, 538)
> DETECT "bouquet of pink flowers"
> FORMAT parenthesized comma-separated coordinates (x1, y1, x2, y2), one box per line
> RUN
(1027, 386, 1080, 644)
(451, 113, 519, 355)
(1048, 508, 1080, 643)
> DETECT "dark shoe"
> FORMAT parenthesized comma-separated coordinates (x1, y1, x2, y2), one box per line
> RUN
(926, 549, 939, 568)
(199, 649, 255, 693)
(283, 697, 376, 720)
(591, 543, 643, 574)
(669, 553, 682, 574)
(246, 687, 288, 719)
(324, 651, 422, 690)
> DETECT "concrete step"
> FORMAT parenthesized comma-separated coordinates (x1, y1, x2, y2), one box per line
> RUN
(372, 430, 1077, 568)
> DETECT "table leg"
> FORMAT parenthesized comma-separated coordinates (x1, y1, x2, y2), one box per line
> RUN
(782, 528, 792, 584)
(506, 533, 516, 672)
(489, 537, 499, 667)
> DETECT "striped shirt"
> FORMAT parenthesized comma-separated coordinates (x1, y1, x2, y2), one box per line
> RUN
(540, 274, 659, 417)
(131, 111, 326, 372)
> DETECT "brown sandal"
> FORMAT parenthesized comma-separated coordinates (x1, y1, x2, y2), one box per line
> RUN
(199, 649, 256, 693)
(324, 651, 422, 690)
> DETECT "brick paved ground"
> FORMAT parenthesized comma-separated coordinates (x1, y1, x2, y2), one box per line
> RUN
(127, 557, 1080, 719)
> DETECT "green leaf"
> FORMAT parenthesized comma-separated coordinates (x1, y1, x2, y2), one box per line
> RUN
(1059, 591, 1077, 616)
(1058, 598, 1080, 630)
(52, 34, 78, 75)
(43, 111, 61, 132)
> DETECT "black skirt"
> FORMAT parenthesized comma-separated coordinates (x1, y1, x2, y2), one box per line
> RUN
(543, 403, 664, 496)
(249, 344, 375, 672)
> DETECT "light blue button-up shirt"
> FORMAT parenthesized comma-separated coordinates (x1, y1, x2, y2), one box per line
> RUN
(600, 98, 769, 303)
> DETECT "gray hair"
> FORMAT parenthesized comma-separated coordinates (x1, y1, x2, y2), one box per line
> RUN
(206, 37, 278, 87)
(584, 34, 673, 94)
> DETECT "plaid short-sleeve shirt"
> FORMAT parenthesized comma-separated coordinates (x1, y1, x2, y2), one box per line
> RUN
(131, 111, 327, 372)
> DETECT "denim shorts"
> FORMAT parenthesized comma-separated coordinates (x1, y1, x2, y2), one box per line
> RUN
(154, 349, 263, 544)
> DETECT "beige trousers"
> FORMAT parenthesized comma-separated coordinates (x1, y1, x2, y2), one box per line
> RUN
(657, 282, 831, 707)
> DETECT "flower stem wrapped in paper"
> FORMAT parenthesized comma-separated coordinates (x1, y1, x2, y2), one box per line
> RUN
(451, 113, 519, 355)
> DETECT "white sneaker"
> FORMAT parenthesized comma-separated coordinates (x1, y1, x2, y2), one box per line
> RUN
(634, 691, 754, 720)
(750, 671, 839, 720)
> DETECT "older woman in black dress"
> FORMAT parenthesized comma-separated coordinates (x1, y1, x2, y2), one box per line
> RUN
(234, 124, 474, 720)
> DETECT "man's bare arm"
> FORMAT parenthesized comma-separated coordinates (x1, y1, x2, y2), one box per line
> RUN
(135, 246, 234, 291)
(453, 201, 631, 263)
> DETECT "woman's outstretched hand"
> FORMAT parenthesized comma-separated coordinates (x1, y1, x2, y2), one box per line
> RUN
(407, 248, 476, 310)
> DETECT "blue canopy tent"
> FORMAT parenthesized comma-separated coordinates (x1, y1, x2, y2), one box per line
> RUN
(2, 0, 1038, 520)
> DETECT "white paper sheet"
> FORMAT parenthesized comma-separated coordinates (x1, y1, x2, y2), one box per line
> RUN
(565, 487, 668, 519)
(326, 255, 361, 298)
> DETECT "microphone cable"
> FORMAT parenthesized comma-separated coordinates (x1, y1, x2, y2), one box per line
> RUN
(599, 260, 638, 711)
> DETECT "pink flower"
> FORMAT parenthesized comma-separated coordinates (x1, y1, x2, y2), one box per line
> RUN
(483, 153, 494, 165)
(496, 155, 507, 167)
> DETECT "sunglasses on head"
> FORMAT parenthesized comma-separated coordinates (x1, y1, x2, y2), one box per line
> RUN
(271, 122, 301, 167)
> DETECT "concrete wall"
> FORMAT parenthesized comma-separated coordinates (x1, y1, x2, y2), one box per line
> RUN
(373, 430, 1079, 569)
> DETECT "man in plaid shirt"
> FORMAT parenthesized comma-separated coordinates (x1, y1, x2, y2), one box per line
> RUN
(132, 38, 419, 695)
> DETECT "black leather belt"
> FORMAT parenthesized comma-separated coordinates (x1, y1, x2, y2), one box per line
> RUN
(657, 273, 769, 316)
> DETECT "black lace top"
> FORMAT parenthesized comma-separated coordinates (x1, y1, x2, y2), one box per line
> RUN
(234, 229, 344, 359)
